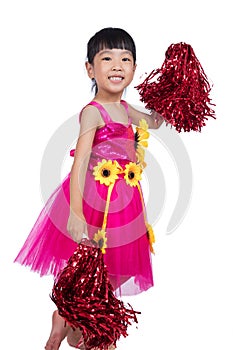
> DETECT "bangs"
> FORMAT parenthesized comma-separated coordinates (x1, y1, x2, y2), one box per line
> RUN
(96, 36, 135, 56)
(87, 28, 136, 64)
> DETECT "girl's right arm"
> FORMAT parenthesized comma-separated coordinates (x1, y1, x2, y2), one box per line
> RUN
(67, 105, 101, 242)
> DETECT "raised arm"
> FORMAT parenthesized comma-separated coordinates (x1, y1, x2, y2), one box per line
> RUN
(127, 103, 164, 129)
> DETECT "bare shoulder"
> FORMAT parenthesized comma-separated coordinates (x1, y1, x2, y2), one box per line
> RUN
(79, 104, 104, 132)
(80, 104, 102, 123)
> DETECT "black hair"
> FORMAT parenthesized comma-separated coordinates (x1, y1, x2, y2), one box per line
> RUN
(87, 27, 136, 94)
(87, 27, 136, 64)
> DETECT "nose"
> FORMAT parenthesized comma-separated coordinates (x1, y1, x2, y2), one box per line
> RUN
(112, 65, 122, 71)
(111, 59, 122, 71)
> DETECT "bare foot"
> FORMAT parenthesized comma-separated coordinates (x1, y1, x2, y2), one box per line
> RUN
(67, 328, 116, 350)
(45, 310, 69, 350)
(67, 327, 84, 349)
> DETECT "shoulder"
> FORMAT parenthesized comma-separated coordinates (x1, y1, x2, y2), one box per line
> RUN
(80, 104, 101, 121)
(79, 103, 103, 130)
(120, 99, 129, 112)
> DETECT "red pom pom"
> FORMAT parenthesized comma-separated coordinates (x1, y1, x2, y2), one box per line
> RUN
(135, 43, 216, 132)
(51, 239, 139, 350)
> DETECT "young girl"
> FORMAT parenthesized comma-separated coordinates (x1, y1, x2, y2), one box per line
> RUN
(15, 27, 164, 349)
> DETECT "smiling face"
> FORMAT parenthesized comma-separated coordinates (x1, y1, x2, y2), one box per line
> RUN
(85, 48, 137, 102)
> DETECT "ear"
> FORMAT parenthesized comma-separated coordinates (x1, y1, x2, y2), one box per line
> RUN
(85, 61, 94, 79)
(133, 63, 137, 72)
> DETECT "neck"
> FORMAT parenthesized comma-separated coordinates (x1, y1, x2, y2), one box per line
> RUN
(94, 91, 123, 104)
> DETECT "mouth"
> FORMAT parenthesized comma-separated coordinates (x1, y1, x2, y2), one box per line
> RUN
(108, 76, 124, 81)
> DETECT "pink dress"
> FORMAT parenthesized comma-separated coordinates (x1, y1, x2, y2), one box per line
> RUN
(15, 101, 154, 296)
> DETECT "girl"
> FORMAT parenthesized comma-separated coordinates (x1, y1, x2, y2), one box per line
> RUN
(15, 27, 164, 349)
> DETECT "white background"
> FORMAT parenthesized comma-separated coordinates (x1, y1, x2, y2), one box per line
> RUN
(1, 1, 232, 349)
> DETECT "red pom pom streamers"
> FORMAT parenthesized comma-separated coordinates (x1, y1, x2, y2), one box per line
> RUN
(51, 239, 140, 350)
(135, 43, 216, 132)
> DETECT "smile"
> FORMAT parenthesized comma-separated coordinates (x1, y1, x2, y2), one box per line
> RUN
(108, 76, 124, 81)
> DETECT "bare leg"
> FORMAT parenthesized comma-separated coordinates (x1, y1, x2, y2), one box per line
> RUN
(45, 310, 69, 350)
(67, 327, 84, 349)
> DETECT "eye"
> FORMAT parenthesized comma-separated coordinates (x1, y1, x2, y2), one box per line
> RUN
(122, 57, 131, 62)
(102, 56, 111, 61)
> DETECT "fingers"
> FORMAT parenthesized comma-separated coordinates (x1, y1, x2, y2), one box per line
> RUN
(67, 224, 88, 243)
(66, 212, 88, 242)
(83, 223, 88, 235)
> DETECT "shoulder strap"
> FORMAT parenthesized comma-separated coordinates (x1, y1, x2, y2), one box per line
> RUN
(79, 101, 112, 124)
(79, 100, 129, 124)
(88, 101, 112, 123)
(120, 100, 132, 125)
(120, 100, 129, 113)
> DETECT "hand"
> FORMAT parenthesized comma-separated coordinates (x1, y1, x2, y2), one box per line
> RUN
(151, 110, 164, 128)
(67, 210, 88, 243)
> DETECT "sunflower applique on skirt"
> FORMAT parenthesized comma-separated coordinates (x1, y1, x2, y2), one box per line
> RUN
(92, 119, 155, 255)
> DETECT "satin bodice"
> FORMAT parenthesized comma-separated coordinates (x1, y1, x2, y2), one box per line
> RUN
(90, 122, 136, 165)
(87, 101, 137, 169)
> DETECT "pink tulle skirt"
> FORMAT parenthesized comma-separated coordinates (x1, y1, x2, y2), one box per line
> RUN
(15, 167, 154, 296)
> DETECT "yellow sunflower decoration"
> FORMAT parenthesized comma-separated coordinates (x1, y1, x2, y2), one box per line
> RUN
(92, 124, 154, 256)
(124, 162, 142, 187)
(93, 229, 107, 254)
(93, 159, 122, 186)
(135, 119, 149, 147)
(146, 223, 155, 254)
(136, 145, 147, 169)
(135, 119, 150, 168)
(93, 160, 123, 254)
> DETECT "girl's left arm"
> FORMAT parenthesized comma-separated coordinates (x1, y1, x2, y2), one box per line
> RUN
(127, 103, 164, 129)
